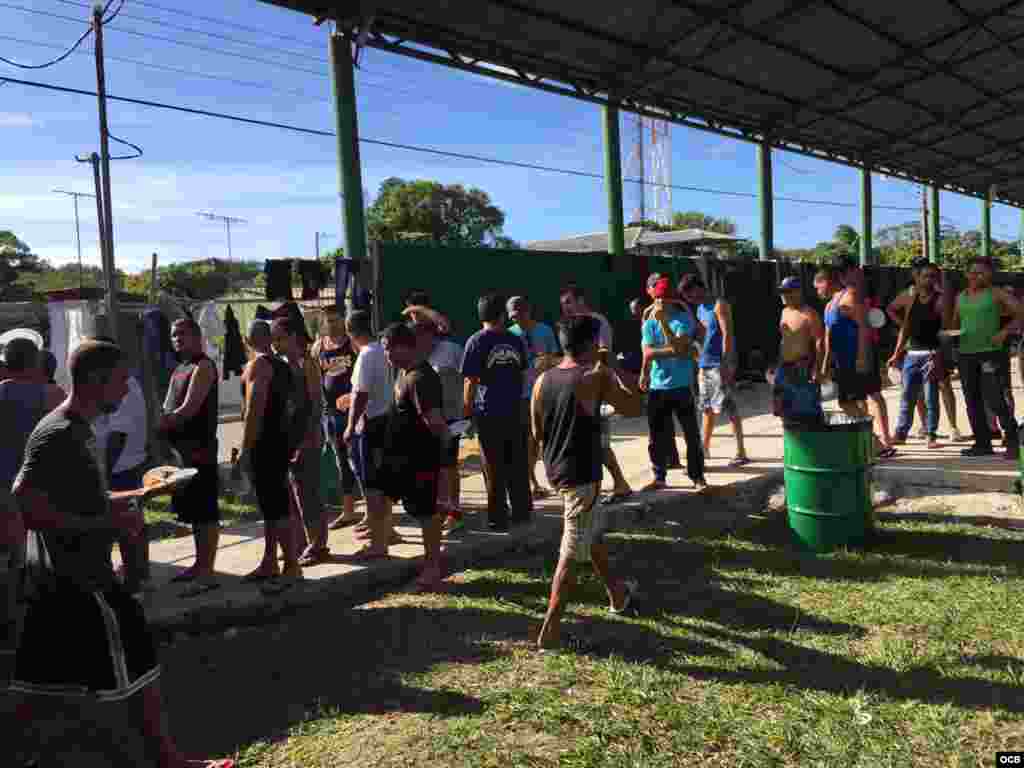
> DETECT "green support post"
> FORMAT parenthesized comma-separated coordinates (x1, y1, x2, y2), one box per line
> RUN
(330, 33, 367, 264)
(929, 185, 940, 264)
(860, 165, 872, 266)
(758, 139, 774, 260)
(982, 191, 992, 260)
(602, 103, 625, 258)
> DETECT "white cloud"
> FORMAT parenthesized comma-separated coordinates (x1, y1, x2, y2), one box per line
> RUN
(0, 112, 35, 128)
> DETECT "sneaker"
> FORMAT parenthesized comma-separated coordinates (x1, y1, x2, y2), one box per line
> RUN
(915, 427, 928, 439)
(442, 514, 465, 534)
(961, 445, 995, 457)
(951, 428, 967, 442)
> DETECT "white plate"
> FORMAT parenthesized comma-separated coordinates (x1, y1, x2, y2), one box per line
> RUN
(448, 419, 472, 436)
(867, 308, 887, 329)
(938, 329, 961, 337)
(143, 466, 198, 494)
(0, 328, 44, 349)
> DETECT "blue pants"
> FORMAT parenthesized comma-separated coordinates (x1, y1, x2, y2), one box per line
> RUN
(895, 352, 939, 439)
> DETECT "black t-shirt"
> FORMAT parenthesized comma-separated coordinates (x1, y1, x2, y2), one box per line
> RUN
(537, 367, 602, 489)
(16, 408, 115, 591)
(163, 353, 218, 461)
(388, 361, 444, 472)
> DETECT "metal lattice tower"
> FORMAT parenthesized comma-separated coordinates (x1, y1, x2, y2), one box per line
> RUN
(623, 114, 672, 227)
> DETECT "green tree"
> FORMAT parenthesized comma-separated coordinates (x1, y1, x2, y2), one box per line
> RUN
(670, 211, 737, 234)
(0, 231, 44, 299)
(366, 177, 508, 247)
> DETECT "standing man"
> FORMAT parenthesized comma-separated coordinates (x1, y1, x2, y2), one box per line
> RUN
(238, 320, 297, 591)
(814, 267, 841, 305)
(948, 257, 1024, 458)
(887, 263, 964, 442)
(532, 315, 643, 650)
(379, 322, 449, 591)
(640, 274, 707, 492)
(887, 261, 944, 449)
(158, 317, 222, 594)
(311, 306, 361, 530)
(271, 317, 324, 573)
(462, 293, 530, 531)
(559, 285, 634, 504)
(508, 295, 561, 500)
(694, 274, 749, 467)
(773, 277, 826, 423)
(410, 310, 466, 533)
(92, 341, 152, 595)
(824, 259, 896, 458)
(0, 339, 61, 654)
(9, 339, 232, 768)
(344, 309, 396, 556)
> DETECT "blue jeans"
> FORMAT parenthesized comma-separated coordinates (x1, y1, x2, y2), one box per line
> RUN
(895, 352, 939, 439)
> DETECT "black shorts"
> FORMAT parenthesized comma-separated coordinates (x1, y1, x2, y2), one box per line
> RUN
(251, 445, 290, 523)
(329, 436, 358, 495)
(11, 583, 159, 702)
(382, 466, 439, 519)
(835, 362, 882, 403)
(171, 462, 219, 526)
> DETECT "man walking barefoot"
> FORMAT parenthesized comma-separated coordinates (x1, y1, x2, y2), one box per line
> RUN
(534, 316, 643, 650)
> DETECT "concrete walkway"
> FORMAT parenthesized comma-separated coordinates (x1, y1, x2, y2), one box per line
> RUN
(127, 375, 1021, 633)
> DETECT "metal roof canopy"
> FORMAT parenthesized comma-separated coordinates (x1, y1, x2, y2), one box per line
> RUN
(263, 0, 1024, 208)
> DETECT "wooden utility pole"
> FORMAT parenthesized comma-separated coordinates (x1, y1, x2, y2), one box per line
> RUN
(93, 5, 119, 340)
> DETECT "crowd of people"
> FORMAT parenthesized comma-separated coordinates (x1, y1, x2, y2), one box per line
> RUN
(1, 253, 1023, 764)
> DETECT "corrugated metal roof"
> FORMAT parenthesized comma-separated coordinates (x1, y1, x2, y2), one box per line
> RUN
(259, 0, 1024, 206)
(525, 227, 742, 252)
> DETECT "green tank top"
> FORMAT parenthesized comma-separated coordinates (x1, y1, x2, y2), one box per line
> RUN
(958, 289, 1000, 354)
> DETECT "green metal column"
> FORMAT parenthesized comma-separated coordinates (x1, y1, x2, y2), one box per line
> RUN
(602, 103, 625, 257)
(758, 139, 774, 260)
(860, 165, 872, 266)
(981, 191, 992, 260)
(929, 185, 941, 264)
(330, 33, 367, 263)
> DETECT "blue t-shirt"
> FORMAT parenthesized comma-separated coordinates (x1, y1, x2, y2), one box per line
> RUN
(460, 328, 527, 418)
(642, 310, 694, 391)
(509, 322, 560, 399)
(697, 302, 723, 369)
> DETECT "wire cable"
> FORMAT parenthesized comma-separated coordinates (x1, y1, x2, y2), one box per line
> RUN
(109, 130, 143, 159)
(0, 74, 923, 212)
(0, 18, 92, 68)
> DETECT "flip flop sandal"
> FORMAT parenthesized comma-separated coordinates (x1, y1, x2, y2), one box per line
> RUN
(877, 447, 898, 460)
(640, 481, 666, 493)
(532, 487, 552, 499)
(180, 581, 221, 599)
(601, 490, 634, 505)
(610, 579, 639, 615)
(242, 569, 279, 584)
(727, 457, 751, 468)
(298, 549, 331, 567)
(184, 760, 236, 768)
(170, 567, 197, 583)
(345, 547, 390, 562)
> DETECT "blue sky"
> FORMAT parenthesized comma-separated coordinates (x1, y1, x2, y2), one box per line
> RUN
(2, 0, 1023, 274)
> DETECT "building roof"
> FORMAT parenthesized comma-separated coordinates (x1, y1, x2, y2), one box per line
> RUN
(525, 228, 742, 253)
(260, 0, 1024, 207)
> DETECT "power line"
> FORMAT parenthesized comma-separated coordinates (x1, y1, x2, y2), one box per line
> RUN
(109, 131, 143, 160)
(1, 74, 922, 212)
(0, 10, 92, 68)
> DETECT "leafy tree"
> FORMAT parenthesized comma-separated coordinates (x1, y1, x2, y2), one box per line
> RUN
(366, 177, 508, 248)
(0, 231, 44, 299)
(670, 211, 737, 234)
(152, 259, 263, 300)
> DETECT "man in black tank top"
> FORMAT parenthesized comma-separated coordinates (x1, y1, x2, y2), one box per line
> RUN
(531, 316, 644, 651)
(158, 317, 222, 595)
(888, 262, 943, 448)
(238, 319, 302, 593)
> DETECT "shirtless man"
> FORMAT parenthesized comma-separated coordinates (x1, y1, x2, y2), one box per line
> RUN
(771, 277, 825, 422)
(886, 260, 963, 442)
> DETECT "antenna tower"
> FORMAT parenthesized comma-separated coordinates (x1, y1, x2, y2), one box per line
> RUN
(623, 114, 672, 227)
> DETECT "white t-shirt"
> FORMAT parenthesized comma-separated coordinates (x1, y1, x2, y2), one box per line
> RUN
(94, 376, 148, 474)
(429, 339, 465, 422)
(351, 341, 393, 427)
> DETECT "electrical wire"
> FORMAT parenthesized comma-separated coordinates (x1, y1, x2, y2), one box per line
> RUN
(0, 16, 92, 68)
(0, 74, 923, 212)
(109, 131, 143, 159)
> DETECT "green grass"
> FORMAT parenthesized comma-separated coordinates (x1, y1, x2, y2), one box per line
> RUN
(208, 512, 1024, 768)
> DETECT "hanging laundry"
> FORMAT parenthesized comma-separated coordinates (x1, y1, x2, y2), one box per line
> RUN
(335, 256, 353, 308)
(142, 308, 176, 393)
(196, 302, 225, 365)
(222, 305, 246, 380)
(297, 259, 325, 300)
(254, 304, 273, 322)
(265, 259, 294, 301)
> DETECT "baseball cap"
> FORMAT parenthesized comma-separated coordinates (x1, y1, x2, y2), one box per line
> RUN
(779, 276, 802, 292)
(646, 273, 672, 299)
(507, 295, 527, 312)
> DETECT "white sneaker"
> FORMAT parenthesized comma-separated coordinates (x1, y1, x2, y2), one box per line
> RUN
(915, 427, 928, 439)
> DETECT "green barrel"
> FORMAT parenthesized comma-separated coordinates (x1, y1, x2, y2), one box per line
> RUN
(784, 416, 874, 553)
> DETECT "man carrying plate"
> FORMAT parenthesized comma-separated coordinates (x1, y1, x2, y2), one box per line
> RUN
(7, 339, 233, 768)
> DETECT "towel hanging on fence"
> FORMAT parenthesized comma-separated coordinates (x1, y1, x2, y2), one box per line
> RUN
(297, 259, 326, 300)
(222, 305, 246, 380)
(265, 260, 294, 301)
